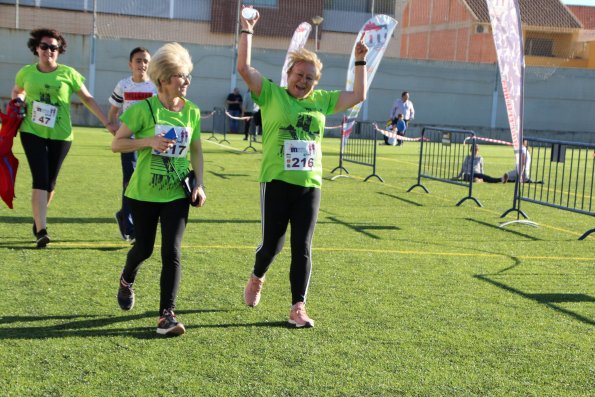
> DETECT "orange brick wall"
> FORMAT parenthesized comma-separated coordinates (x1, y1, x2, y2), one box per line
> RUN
(455, 27, 470, 61)
(401, 0, 498, 63)
(407, 0, 432, 26)
(429, 29, 457, 61)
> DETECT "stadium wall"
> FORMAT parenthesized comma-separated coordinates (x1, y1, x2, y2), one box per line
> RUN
(0, 28, 594, 143)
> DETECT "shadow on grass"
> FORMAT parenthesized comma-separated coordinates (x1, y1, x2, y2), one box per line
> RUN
(0, 216, 260, 227)
(465, 218, 541, 241)
(377, 191, 423, 207)
(474, 274, 594, 326)
(0, 240, 125, 251)
(322, 216, 399, 240)
(208, 171, 250, 180)
(0, 309, 289, 339)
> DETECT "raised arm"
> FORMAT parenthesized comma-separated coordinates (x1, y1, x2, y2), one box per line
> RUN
(334, 34, 369, 113)
(237, 6, 263, 97)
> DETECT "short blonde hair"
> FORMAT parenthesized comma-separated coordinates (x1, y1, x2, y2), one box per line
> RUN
(286, 48, 323, 81)
(148, 42, 193, 90)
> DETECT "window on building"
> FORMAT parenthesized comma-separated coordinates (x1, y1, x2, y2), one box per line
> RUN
(323, 0, 394, 14)
(525, 38, 554, 57)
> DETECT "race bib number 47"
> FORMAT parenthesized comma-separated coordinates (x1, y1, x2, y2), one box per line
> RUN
(284, 140, 319, 171)
(31, 101, 58, 128)
(153, 125, 192, 157)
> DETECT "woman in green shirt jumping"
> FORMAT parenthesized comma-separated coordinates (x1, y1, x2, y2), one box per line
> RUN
(238, 8, 368, 328)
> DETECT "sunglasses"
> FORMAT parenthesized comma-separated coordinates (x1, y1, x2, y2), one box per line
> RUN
(39, 43, 60, 52)
(173, 73, 192, 82)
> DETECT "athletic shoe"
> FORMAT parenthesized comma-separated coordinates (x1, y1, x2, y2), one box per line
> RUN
(157, 309, 185, 336)
(244, 273, 265, 307)
(35, 228, 50, 249)
(117, 275, 135, 310)
(115, 211, 128, 241)
(288, 302, 314, 328)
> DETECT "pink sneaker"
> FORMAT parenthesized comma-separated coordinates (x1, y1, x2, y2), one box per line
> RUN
(288, 302, 314, 328)
(244, 274, 265, 307)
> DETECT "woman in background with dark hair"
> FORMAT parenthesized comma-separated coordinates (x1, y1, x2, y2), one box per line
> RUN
(11, 28, 115, 248)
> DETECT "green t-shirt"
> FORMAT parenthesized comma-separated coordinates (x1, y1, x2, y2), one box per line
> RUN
(121, 96, 201, 203)
(253, 78, 341, 188)
(15, 63, 85, 141)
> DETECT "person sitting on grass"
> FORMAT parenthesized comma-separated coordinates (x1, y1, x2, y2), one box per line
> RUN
(503, 139, 532, 183)
(457, 144, 506, 183)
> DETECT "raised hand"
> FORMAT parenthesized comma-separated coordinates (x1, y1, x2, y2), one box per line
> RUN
(240, 5, 260, 31)
(354, 33, 369, 61)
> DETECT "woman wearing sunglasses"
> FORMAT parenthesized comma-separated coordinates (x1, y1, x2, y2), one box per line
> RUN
(11, 28, 115, 248)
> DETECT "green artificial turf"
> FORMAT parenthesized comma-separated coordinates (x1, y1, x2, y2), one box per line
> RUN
(0, 127, 593, 396)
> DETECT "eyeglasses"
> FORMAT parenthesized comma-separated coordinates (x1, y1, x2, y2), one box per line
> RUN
(173, 73, 192, 82)
(39, 43, 60, 52)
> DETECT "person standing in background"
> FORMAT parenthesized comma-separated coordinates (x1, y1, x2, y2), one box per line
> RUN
(389, 91, 414, 126)
(389, 91, 415, 146)
(242, 87, 259, 141)
(226, 87, 243, 134)
(108, 47, 157, 243)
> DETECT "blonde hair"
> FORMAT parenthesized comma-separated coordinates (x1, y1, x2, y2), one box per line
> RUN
(148, 42, 193, 90)
(286, 48, 323, 81)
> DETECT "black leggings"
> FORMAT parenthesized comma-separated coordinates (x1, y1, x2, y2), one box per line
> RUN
(122, 198, 189, 315)
(463, 173, 501, 183)
(253, 180, 321, 305)
(20, 132, 72, 192)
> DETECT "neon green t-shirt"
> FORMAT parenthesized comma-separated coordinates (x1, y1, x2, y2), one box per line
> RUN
(15, 63, 85, 141)
(121, 96, 201, 203)
(253, 78, 341, 188)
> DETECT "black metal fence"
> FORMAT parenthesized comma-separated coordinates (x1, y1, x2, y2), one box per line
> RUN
(331, 121, 383, 182)
(501, 136, 595, 240)
(407, 126, 482, 206)
(205, 107, 229, 144)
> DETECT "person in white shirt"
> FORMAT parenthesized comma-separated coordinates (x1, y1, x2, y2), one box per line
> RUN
(108, 47, 157, 242)
(389, 91, 414, 146)
(389, 91, 415, 125)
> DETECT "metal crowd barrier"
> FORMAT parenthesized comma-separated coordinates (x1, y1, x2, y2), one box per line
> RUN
(407, 126, 481, 207)
(501, 136, 595, 240)
(207, 107, 229, 144)
(331, 121, 383, 182)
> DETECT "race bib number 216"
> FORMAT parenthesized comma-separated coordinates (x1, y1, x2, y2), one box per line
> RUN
(284, 140, 319, 171)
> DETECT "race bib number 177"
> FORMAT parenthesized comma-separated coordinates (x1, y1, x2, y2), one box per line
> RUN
(153, 125, 192, 158)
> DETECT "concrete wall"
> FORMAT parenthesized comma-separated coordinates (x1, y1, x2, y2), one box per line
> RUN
(1, 28, 594, 142)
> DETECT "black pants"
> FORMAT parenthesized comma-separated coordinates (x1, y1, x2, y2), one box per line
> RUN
(122, 198, 189, 315)
(119, 152, 137, 236)
(253, 180, 321, 305)
(243, 111, 254, 138)
(20, 132, 72, 191)
(463, 173, 501, 183)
